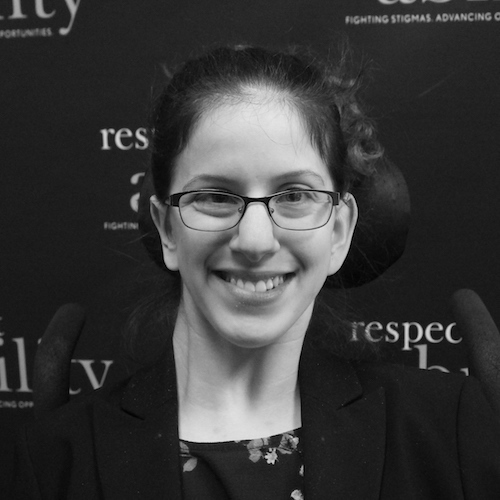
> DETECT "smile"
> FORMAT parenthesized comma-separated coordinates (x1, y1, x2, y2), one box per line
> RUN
(216, 272, 291, 292)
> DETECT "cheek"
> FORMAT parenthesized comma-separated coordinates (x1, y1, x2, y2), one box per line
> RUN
(168, 210, 201, 250)
(174, 230, 227, 274)
(293, 227, 334, 267)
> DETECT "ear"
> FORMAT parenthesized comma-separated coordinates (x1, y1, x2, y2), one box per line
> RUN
(150, 195, 179, 271)
(328, 193, 358, 276)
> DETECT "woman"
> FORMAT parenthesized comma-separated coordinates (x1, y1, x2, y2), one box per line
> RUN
(15, 46, 500, 499)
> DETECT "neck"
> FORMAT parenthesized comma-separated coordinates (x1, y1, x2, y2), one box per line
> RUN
(172, 309, 306, 442)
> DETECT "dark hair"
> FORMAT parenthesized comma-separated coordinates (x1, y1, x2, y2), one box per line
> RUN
(150, 45, 382, 201)
(125, 44, 385, 366)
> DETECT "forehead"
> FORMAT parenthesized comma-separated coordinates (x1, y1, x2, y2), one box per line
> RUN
(171, 98, 332, 191)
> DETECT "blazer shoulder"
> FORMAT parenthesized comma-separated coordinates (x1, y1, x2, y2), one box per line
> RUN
(24, 371, 134, 440)
(352, 361, 474, 417)
(354, 360, 467, 394)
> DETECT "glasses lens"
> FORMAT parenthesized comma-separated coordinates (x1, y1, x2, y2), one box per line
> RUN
(271, 190, 334, 230)
(179, 191, 243, 231)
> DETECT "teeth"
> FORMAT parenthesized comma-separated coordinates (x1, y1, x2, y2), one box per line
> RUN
(224, 274, 287, 292)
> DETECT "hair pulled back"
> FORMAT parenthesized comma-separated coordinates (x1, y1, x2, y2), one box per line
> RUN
(150, 45, 383, 202)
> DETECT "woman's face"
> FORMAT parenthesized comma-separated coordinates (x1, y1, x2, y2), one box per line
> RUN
(152, 98, 357, 349)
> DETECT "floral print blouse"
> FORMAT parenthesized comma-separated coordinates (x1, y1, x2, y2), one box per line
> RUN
(180, 429, 304, 499)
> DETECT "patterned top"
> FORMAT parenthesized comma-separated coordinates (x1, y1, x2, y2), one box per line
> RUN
(180, 429, 304, 500)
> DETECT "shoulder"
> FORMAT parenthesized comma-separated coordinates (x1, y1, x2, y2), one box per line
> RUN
(22, 375, 130, 445)
(23, 355, 172, 440)
(353, 361, 480, 417)
(352, 361, 500, 448)
(354, 361, 468, 399)
(352, 362, 500, 496)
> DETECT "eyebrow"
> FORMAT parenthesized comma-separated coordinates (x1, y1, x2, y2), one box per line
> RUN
(182, 170, 327, 190)
(183, 175, 234, 190)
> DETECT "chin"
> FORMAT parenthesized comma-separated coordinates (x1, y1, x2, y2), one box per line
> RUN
(213, 311, 311, 350)
(221, 332, 287, 350)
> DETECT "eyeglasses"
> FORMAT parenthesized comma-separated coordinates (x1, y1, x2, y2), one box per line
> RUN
(164, 189, 340, 231)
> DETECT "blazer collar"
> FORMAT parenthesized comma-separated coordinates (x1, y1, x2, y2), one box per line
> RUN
(93, 344, 183, 499)
(92, 336, 386, 499)
(300, 338, 386, 500)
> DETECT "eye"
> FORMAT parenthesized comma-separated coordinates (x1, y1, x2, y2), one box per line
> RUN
(191, 192, 239, 205)
(275, 190, 313, 204)
(185, 191, 242, 217)
(284, 192, 303, 202)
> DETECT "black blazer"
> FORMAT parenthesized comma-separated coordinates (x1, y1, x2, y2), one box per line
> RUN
(14, 338, 500, 499)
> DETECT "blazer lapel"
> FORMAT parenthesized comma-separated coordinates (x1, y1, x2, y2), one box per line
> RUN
(300, 340, 386, 500)
(91, 335, 385, 499)
(93, 346, 183, 499)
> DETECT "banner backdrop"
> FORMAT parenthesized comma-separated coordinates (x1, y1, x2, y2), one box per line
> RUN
(1, 0, 499, 489)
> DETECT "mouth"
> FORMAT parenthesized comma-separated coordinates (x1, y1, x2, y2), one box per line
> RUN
(215, 271, 293, 293)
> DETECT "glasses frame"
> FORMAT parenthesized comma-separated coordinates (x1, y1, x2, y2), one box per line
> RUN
(164, 189, 341, 232)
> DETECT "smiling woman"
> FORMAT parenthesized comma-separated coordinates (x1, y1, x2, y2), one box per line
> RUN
(149, 99, 357, 360)
(133, 45, 382, 365)
(15, 45, 500, 499)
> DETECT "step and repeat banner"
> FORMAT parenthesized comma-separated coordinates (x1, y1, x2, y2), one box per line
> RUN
(1, 0, 499, 488)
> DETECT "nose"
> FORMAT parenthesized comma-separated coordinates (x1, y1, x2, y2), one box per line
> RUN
(228, 202, 280, 262)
